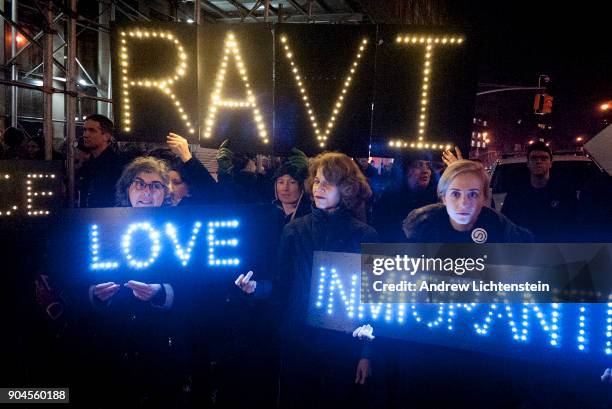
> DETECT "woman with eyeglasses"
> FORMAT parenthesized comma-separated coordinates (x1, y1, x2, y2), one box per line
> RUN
(115, 156, 171, 207)
(88, 156, 180, 407)
(235, 151, 378, 408)
(91, 156, 174, 307)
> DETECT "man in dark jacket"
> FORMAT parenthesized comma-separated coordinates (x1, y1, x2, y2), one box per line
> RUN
(78, 114, 127, 207)
(501, 141, 577, 242)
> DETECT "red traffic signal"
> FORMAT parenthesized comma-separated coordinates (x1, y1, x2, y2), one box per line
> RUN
(534, 93, 553, 115)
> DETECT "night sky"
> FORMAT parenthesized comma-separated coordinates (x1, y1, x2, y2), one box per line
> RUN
(447, 1, 612, 150)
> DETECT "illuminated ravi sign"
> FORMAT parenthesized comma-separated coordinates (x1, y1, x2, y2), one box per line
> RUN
(308, 252, 612, 364)
(112, 23, 477, 156)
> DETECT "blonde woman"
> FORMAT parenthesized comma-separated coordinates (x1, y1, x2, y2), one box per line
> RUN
(403, 160, 533, 243)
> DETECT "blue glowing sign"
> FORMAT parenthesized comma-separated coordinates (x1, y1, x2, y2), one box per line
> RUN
(308, 252, 612, 364)
(88, 219, 240, 271)
(48, 206, 279, 281)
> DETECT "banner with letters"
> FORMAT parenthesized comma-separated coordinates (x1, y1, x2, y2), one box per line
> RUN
(308, 249, 612, 365)
(47, 205, 279, 287)
(111, 23, 477, 156)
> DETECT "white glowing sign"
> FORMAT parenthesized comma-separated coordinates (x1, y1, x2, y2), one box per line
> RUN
(387, 35, 464, 150)
(203, 32, 269, 144)
(0, 172, 57, 217)
(279, 35, 369, 149)
(114, 25, 474, 153)
(118, 29, 195, 135)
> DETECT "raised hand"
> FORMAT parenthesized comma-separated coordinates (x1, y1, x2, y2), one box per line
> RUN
(442, 146, 463, 166)
(234, 271, 257, 294)
(167, 132, 192, 162)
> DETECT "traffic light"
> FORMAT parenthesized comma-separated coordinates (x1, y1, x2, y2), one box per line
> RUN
(534, 93, 553, 115)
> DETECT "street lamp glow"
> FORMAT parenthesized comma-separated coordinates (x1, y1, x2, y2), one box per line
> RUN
(601, 103, 610, 111)
(576, 136, 584, 142)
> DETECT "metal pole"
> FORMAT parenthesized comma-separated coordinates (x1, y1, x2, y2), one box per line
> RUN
(3, 13, 63, 68)
(476, 87, 544, 97)
(264, 0, 269, 21)
(194, 0, 201, 24)
(0, 78, 112, 103)
(11, 0, 18, 127)
(242, 0, 262, 22)
(108, 2, 115, 119)
(97, 1, 111, 117)
(66, 0, 77, 207)
(43, 1, 53, 160)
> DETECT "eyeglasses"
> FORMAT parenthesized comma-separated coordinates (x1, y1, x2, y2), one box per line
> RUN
(131, 178, 166, 192)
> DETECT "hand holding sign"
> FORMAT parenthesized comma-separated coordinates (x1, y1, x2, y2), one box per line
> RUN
(93, 282, 121, 302)
(352, 324, 375, 341)
(602, 368, 612, 384)
(125, 280, 161, 302)
(167, 132, 192, 163)
(234, 271, 257, 294)
(352, 325, 374, 384)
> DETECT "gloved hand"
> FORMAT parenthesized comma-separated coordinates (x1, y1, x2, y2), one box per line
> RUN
(352, 324, 375, 341)
(216, 139, 234, 176)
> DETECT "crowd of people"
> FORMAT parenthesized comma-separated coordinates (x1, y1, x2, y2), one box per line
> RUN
(3, 113, 612, 408)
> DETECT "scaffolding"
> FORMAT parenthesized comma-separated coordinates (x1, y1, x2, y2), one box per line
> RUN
(0, 0, 120, 206)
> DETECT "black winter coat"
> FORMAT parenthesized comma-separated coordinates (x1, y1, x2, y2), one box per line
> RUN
(403, 203, 533, 243)
(77, 147, 128, 208)
(274, 206, 378, 335)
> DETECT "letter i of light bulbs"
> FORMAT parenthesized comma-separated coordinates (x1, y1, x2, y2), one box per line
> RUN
(388, 35, 464, 151)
